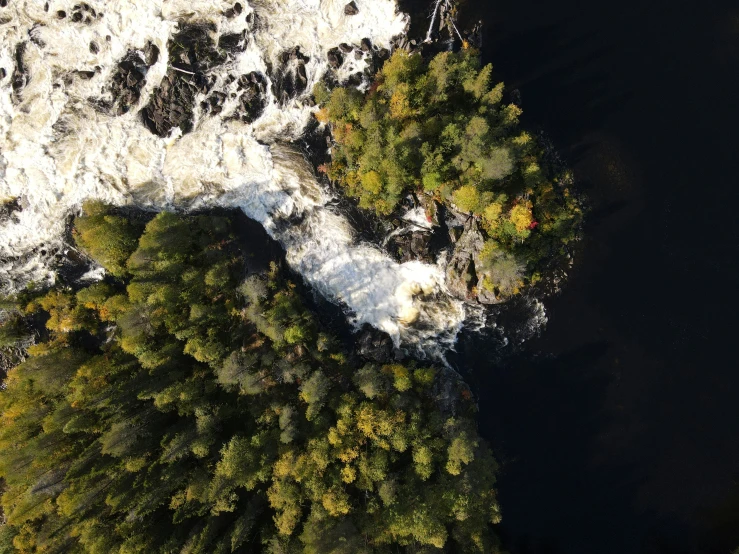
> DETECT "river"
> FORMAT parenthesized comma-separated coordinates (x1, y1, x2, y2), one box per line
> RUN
(419, 0, 739, 552)
(2, 0, 738, 550)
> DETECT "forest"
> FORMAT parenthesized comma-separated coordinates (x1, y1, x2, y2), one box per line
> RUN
(315, 48, 582, 298)
(0, 204, 502, 553)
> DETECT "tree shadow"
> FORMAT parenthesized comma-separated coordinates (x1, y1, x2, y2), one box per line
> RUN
(452, 339, 616, 553)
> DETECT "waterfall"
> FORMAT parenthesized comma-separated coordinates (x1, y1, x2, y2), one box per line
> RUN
(0, 0, 467, 356)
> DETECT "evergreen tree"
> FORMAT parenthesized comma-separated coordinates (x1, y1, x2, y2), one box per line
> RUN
(0, 208, 502, 553)
(317, 48, 583, 299)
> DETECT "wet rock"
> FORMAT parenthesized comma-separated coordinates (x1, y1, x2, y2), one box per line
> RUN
(354, 49, 363, 60)
(70, 3, 96, 24)
(360, 37, 372, 52)
(389, 231, 433, 264)
(89, 41, 99, 54)
(0, 197, 22, 224)
(200, 90, 227, 116)
(327, 47, 343, 68)
(29, 24, 47, 48)
(339, 43, 353, 53)
(0, 67, 5, 79)
(108, 43, 156, 115)
(218, 30, 247, 53)
(0, 0, 7, 7)
(229, 71, 267, 123)
(142, 25, 226, 136)
(271, 46, 310, 105)
(56, 10, 66, 18)
(11, 42, 28, 103)
(344, 1, 359, 15)
(445, 218, 483, 300)
(143, 42, 159, 65)
(223, 2, 243, 18)
(377, 47, 389, 60)
(356, 325, 393, 363)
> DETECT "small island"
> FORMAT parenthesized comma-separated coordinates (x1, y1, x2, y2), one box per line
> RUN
(315, 48, 582, 303)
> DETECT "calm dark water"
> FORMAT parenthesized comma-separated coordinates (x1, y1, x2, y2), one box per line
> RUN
(402, 1, 739, 552)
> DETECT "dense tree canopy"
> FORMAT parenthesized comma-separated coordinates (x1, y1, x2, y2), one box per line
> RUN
(0, 205, 501, 553)
(316, 49, 582, 297)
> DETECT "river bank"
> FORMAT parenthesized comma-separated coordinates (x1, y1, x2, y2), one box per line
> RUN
(434, 0, 739, 552)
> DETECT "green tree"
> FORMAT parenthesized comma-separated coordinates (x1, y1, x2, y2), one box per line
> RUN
(315, 48, 583, 299)
(0, 208, 503, 553)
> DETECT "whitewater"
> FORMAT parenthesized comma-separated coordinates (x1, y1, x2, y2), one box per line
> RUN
(0, 0, 468, 355)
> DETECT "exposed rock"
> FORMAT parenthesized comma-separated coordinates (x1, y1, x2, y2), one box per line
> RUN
(218, 30, 247, 53)
(356, 325, 393, 363)
(445, 217, 483, 300)
(223, 2, 243, 18)
(142, 25, 226, 136)
(224, 71, 267, 123)
(0, 67, 6, 80)
(344, 1, 359, 16)
(11, 42, 28, 103)
(327, 47, 343, 69)
(108, 43, 157, 115)
(0, 197, 22, 224)
(270, 46, 310, 105)
(389, 231, 432, 264)
(29, 25, 46, 48)
(476, 279, 498, 304)
(70, 3, 99, 24)
(339, 42, 353, 53)
(360, 37, 372, 52)
(143, 42, 160, 65)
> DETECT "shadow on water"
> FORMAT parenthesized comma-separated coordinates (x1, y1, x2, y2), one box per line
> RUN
(399, 0, 739, 552)
(454, 339, 614, 554)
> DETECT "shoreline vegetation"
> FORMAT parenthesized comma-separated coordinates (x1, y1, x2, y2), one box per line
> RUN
(0, 2, 584, 553)
(314, 46, 582, 303)
(0, 206, 502, 553)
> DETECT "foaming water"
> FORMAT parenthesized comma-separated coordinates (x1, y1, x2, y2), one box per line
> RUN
(0, 0, 471, 355)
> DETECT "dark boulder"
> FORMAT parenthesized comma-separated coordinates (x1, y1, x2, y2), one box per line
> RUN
(229, 71, 267, 123)
(327, 47, 343, 68)
(11, 42, 28, 103)
(141, 25, 231, 136)
(344, 1, 359, 15)
(218, 30, 248, 53)
(108, 43, 158, 115)
(356, 325, 393, 363)
(270, 46, 310, 105)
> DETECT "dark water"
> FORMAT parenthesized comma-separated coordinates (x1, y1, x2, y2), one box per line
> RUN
(402, 1, 739, 552)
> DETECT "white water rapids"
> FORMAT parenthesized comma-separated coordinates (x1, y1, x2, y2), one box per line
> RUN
(0, 0, 468, 355)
